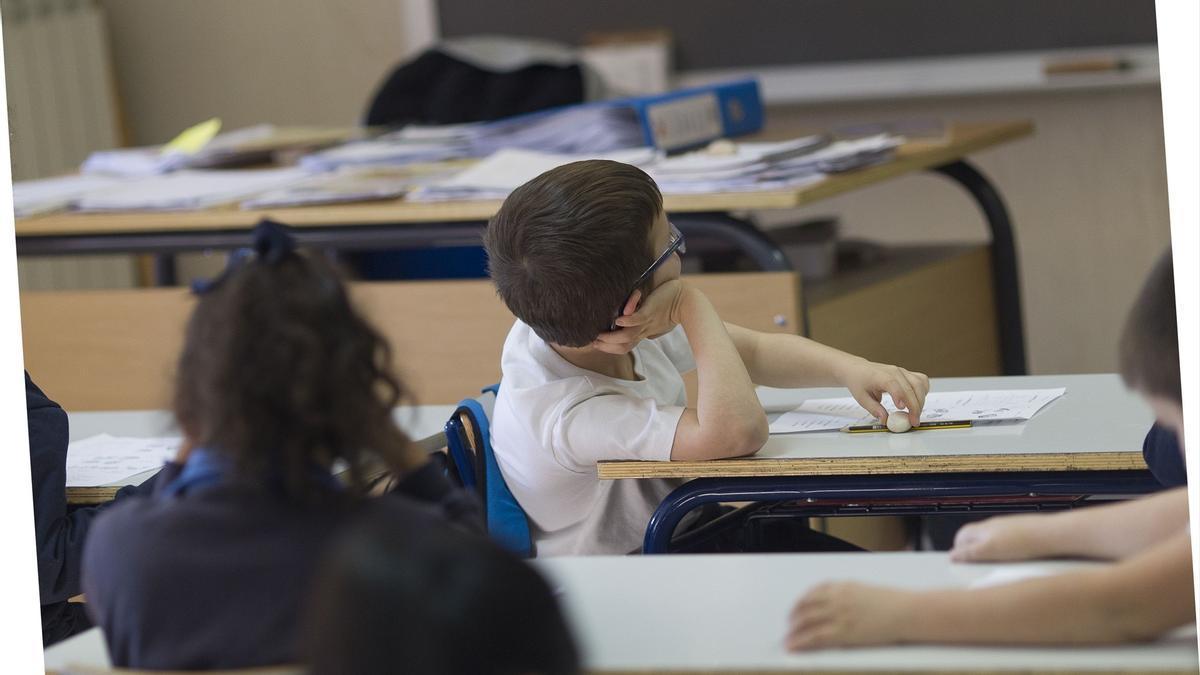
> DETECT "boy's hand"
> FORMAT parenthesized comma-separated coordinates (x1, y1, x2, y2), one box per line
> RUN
(949, 514, 1053, 562)
(592, 280, 685, 355)
(787, 581, 913, 650)
(837, 358, 929, 426)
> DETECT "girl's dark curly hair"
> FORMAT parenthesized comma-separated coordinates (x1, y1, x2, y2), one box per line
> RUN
(173, 242, 411, 504)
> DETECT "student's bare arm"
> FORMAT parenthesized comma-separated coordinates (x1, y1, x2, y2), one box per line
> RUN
(953, 488, 1190, 562)
(725, 323, 930, 424)
(788, 529, 1194, 649)
(671, 287, 767, 460)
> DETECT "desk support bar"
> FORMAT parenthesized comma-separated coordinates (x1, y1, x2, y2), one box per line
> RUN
(670, 212, 792, 273)
(642, 470, 1158, 553)
(669, 212, 811, 336)
(930, 161, 1027, 375)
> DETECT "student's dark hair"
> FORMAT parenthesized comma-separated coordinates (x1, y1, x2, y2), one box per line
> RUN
(303, 508, 580, 675)
(484, 159, 663, 347)
(173, 222, 411, 503)
(1119, 248, 1181, 404)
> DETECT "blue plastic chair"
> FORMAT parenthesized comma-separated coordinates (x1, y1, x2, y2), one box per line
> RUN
(444, 384, 533, 557)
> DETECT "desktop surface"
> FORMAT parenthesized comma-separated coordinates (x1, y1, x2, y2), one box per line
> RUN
(600, 374, 1151, 479)
(535, 552, 1197, 673)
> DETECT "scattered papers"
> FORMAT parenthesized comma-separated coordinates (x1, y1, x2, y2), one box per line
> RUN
(408, 147, 657, 202)
(649, 134, 900, 195)
(66, 434, 181, 487)
(768, 388, 1067, 434)
(76, 168, 308, 211)
(299, 139, 470, 172)
(11, 174, 129, 217)
(469, 105, 647, 156)
(302, 105, 649, 171)
(83, 125, 351, 177)
(240, 166, 457, 209)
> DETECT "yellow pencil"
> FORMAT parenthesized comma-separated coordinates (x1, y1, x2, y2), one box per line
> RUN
(842, 420, 973, 433)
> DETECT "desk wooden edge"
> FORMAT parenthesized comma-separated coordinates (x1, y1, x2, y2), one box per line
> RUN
(596, 452, 1148, 480)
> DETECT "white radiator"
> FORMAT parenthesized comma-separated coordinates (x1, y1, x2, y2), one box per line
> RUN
(3, 0, 135, 289)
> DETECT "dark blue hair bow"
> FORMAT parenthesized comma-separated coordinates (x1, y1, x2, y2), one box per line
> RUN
(253, 218, 297, 264)
(191, 219, 298, 294)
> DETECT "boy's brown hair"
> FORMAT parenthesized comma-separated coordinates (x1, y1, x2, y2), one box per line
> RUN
(483, 160, 663, 347)
(1119, 249, 1181, 404)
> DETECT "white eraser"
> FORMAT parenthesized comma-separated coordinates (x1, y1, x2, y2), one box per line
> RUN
(886, 413, 912, 433)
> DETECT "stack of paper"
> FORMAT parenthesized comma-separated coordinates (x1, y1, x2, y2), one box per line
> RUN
(468, 105, 647, 156)
(11, 174, 130, 217)
(768, 388, 1067, 434)
(66, 434, 181, 487)
(298, 139, 471, 172)
(82, 125, 350, 177)
(76, 168, 308, 212)
(407, 133, 899, 202)
(240, 165, 458, 209)
(302, 105, 648, 172)
(407, 147, 657, 202)
(648, 134, 900, 194)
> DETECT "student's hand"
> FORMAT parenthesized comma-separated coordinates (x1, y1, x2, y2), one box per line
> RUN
(950, 514, 1052, 562)
(591, 280, 685, 355)
(837, 358, 929, 425)
(787, 581, 913, 650)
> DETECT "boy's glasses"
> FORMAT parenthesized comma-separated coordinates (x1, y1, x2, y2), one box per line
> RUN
(610, 222, 686, 329)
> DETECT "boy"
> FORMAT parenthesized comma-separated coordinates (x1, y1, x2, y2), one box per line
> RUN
(787, 249, 1193, 648)
(483, 160, 929, 556)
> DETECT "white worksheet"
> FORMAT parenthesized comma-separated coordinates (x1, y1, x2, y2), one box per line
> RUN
(768, 388, 1066, 434)
(65, 434, 181, 487)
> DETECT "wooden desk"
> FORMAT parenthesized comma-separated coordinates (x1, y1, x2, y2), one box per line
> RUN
(597, 374, 1159, 553)
(535, 553, 1198, 674)
(63, 404, 456, 505)
(15, 121, 1033, 375)
(46, 553, 1198, 674)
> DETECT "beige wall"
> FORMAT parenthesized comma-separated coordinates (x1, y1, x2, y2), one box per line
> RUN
(99, 0, 427, 145)
(760, 86, 1171, 375)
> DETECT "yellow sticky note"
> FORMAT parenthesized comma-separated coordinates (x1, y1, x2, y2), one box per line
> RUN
(163, 117, 222, 154)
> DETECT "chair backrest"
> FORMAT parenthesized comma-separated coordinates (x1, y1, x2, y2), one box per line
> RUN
(447, 385, 532, 558)
(443, 406, 480, 491)
(20, 272, 801, 410)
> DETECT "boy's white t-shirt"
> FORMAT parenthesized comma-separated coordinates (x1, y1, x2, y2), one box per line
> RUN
(491, 320, 696, 556)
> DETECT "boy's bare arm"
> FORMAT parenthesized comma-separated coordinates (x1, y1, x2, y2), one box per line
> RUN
(671, 286, 768, 460)
(594, 281, 768, 460)
(725, 323, 930, 425)
(789, 530, 1195, 649)
(952, 488, 1190, 562)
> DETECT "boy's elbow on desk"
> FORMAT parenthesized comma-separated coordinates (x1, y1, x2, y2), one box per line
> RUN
(673, 410, 768, 461)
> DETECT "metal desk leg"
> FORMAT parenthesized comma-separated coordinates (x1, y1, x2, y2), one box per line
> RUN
(153, 254, 177, 287)
(642, 472, 1158, 554)
(669, 212, 793, 272)
(931, 161, 1027, 375)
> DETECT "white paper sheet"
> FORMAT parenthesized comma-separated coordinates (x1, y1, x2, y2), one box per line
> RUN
(11, 174, 129, 216)
(76, 168, 308, 211)
(407, 147, 657, 201)
(66, 434, 181, 487)
(768, 388, 1067, 434)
